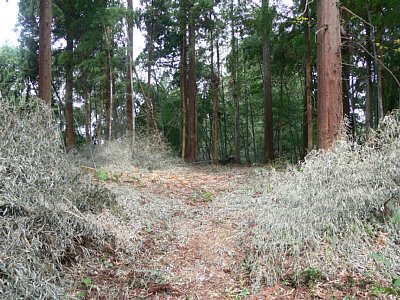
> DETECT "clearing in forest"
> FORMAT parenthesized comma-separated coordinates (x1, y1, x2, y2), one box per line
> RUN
(2, 99, 399, 299)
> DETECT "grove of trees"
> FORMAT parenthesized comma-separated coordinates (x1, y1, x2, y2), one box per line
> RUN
(1, 0, 399, 163)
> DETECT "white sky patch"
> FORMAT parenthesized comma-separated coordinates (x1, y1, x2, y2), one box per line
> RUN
(280, 0, 294, 7)
(0, 0, 292, 54)
(0, 0, 145, 59)
(0, 0, 19, 46)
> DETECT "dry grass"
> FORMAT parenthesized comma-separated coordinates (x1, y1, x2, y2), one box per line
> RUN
(217, 111, 400, 289)
(75, 132, 181, 173)
(0, 98, 114, 299)
(2, 96, 399, 298)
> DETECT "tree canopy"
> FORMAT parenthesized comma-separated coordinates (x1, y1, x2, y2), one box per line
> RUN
(0, 0, 399, 161)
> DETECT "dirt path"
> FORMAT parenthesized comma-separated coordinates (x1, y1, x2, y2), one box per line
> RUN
(126, 165, 256, 299)
(70, 164, 382, 299)
(69, 165, 262, 299)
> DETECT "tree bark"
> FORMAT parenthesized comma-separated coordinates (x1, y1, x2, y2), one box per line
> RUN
(303, 0, 313, 157)
(366, 4, 384, 124)
(250, 98, 257, 161)
(262, 37, 273, 161)
(188, 0, 197, 162)
(147, 7, 154, 133)
(316, 0, 343, 150)
(278, 71, 284, 158)
(126, 0, 134, 139)
(104, 27, 113, 141)
(365, 19, 373, 133)
(211, 14, 219, 165)
(97, 89, 103, 144)
(83, 73, 91, 143)
(231, 0, 240, 164)
(217, 39, 227, 160)
(262, 0, 274, 162)
(38, 0, 52, 105)
(244, 83, 250, 163)
(179, 1, 188, 160)
(65, 32, 75, 151)
(105, 56, 111, 140)
(341, 12, 353, 136)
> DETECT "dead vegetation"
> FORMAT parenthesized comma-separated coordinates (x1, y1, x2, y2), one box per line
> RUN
(217, 111, 400, 292)
(75, 132, 181, 173)
(0, 98, 114, 299)
(2, 96, 400, 299)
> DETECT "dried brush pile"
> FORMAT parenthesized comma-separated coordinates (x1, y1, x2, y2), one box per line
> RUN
(76, 132, 180, 172)
(0, 98, 115, 299)
(244, 112, 400, 287)
(218, 112, 400, 289)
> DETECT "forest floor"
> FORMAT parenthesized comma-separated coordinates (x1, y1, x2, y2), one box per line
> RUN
(70, 164, 384, 300)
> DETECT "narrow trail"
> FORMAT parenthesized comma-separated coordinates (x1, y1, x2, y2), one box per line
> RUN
(71, 164, 378, 299)
(70, 165, 266, 299)
(124, 165, 257, 299)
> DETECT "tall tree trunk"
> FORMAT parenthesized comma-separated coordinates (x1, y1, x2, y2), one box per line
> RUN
(231, 0, 240, 164)
(366, 4, 384, 124)
(112, 72, 118, 139)
(126, 0, 134, 140)
(188, 0, 197, 162)
(38, 0, 52, 105)
(104, 27, 113, 141)
(147, 11, 154, 133)
(180, 1, 188, 160)
(263, 41, 274, 162)
(365, 13, 373, 132)
(105, 59, 111, 141)
(376, 13, 385, 118)
(65, 33, 75, 151)
(278, 71, 283, 158)
(244, 83, 250, 163)
(303, 0, 313, 158)
(316, 0, 343, 150)
(83, 73, 91, 143)
(97, 89, 103, 144)
(341, 11, 351, 120)
(341, 13, 352, 136)
(211, 15, 219, 165)
(377, 37, 385, 118)
(388, 81, 396, 112)
(250, 98, 257, 161)
(217, 38, 227, 160)
(262, 0, 274, 162)
(108, 53, 113, 140)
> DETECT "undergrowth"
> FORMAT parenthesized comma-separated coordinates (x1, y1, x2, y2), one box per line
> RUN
(0, 98, 115, 299)
(216, 111, 400, 291)
(75, 131, 180, 172)
(245, 111, 400, 288)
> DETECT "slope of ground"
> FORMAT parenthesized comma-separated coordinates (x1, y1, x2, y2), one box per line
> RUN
(70, 161, 398, 299)
(3, 99, 398, 299)
(69, 165, 258, 299)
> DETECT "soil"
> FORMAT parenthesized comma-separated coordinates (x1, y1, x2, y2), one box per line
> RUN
(71, 164, 390, 300)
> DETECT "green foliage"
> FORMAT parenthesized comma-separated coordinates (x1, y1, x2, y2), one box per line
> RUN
(371, 252, 391, 268)
(390, 208, 400, 224)
(96, 170, 110, 181)
(301, 267, 322, 287)
(81, 277, 93, 287)
(203, 191, 213, 202)
(225, 287, 251, 299)
(371, 280, 400, 297)
(12, 0, 400, 162)
(0, 45, 25, 98)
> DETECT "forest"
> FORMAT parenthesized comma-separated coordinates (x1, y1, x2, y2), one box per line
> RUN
(0, 0, 397, 162)
(0, 0, 400, 299)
